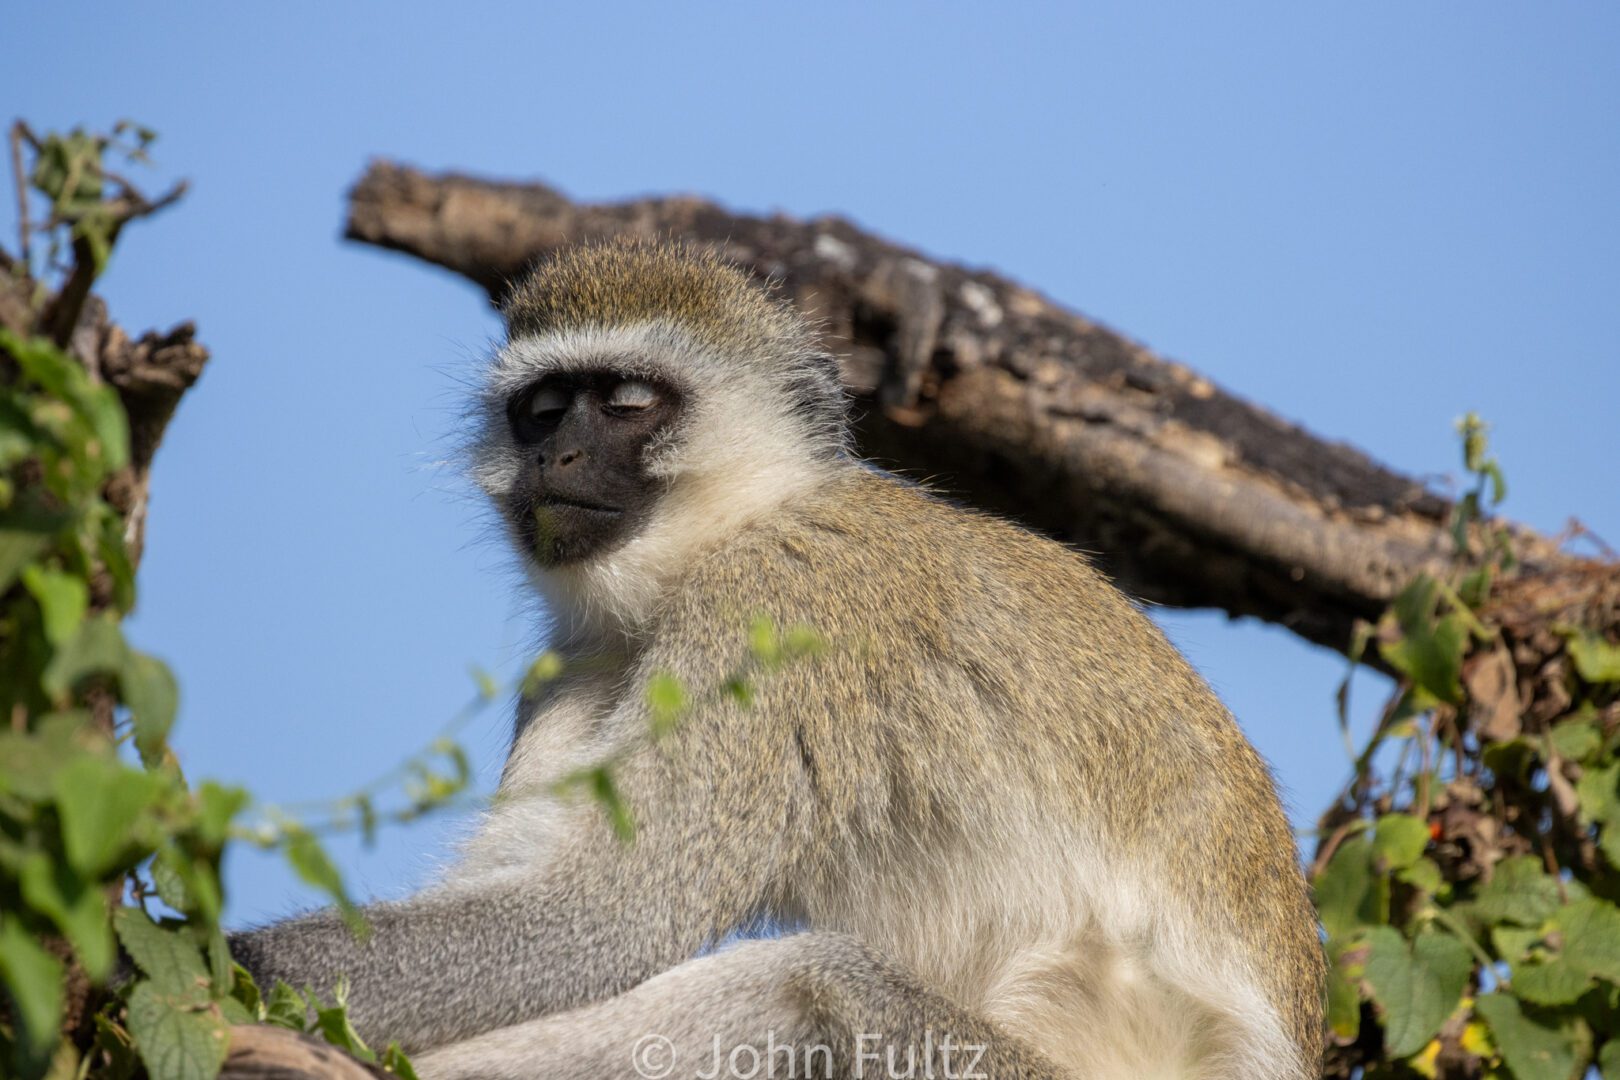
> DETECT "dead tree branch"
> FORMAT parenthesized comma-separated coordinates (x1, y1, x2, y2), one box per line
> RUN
(221, 1026, 388, 1080)
(343, 160, 1598, 656)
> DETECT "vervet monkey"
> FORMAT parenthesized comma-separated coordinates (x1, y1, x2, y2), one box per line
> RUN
(231, 241, 1324, 1079)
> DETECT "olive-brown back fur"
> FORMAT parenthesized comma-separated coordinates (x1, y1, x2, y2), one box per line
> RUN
(659, 467, 1325, 1067)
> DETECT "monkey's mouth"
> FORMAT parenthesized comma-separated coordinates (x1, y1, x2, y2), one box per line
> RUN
(516, 494, 633, 564)
(536, 496, 622, 516)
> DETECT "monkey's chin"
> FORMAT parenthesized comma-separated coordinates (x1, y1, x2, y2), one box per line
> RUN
(525, 502, 626, 566)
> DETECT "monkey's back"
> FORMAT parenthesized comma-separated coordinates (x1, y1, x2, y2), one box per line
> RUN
(668, 465, 1324, 1074)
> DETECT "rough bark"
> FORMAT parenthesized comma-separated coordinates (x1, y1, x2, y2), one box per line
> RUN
(221, 1026, 387, 1080)
(343, 160, 1599, 657)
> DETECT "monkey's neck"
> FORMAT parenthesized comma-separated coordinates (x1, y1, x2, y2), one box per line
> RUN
(534, 456, 847, 643)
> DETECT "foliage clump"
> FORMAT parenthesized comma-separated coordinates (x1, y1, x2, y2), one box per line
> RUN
(1315, 416, 1620, 1080)
(1, 122, 471, 1080)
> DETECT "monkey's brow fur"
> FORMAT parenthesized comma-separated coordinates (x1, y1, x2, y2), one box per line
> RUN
(234, 240, 1326, 1080)
(495, 238, 849, 463)
(503, 239, 798, 350)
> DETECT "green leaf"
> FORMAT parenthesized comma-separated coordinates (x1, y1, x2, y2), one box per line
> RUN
(227, 963, 262, 1021)
(1483, 460, 1508, 505)
(0, 524, 57, 596)
(1474, 992, 1584, 1080)
(1459, 413, 1489, 472)
(123, 649, 179, 764)
(1552, 899, 1620, 985)
(722, 676, 755, 707)
(0, 495, 74, 595)
(1472, 856, 1563, 927)
(748, 617, 781, 665)
(97, 515, 137, 611)
(520, 650, 564, 696)
(20, 565, 89, 646)
(1314, 836, 1386, 940)
(113, 908, 210, 995)
(1484, 737, 1537, 784)
(1363, 926, 1472, 1057)
(782, 624, 825, 659)
(1, 328, 78, 398)
(469, 665, 499, 701)
(1380, 576, 1468, 706)
(74, 208, 117, 277)
(0, 914, 65, 1058)
(18, 852, 113, 980)
(194, 781, 249, 848)
(432, 738, 471, 792)
(1599, 1038, 1620, 1080)
(1562, 628, 1620, 685)
(1325, 941, 1363, 1043)
(126, 980, 229, 1080)
(1577, 760, 1620, 823)
(0, 405, 35, 466)
(1373, 813, 1431, 871)
(1494, 925, 1541, 963)
(591, 766, 636, 842)
(81, 382, 130, 472)
(264, 980, 309, 1030)
(1514, 957, 1593, 1007)
(283, 830, 365, 936)
(645, 671, 687, 737)
(380, 1042, 420, 1080)
(0, 712, 93, 801)
(354, 793, 378, 846)
(1382, 612, 1468, 707)
(1459, 564, 1496, 609)
(218, 994, 255, 1025)
(1398, 857, 1444, 897)
(54, 754, 162, 876)
(1549, 720, 1602, 764)
(310, 980, 376, 1063)
(41, 612, 128, 700)
(1575, 761, 1620, 865)
(31, 131, 106, 209)
(204, 925, 231, 1003)
(151, 849, 194, 913)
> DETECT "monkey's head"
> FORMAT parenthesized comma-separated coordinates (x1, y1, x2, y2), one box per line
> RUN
(472, 240, 848, 629)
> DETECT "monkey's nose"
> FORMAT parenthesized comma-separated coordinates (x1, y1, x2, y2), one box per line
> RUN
(556, 448, 584, 467)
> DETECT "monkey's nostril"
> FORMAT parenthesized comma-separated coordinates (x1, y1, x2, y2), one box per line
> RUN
(557, 449, 584, 467)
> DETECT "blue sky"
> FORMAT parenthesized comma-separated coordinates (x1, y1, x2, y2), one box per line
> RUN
(7, 2, 1617, 927)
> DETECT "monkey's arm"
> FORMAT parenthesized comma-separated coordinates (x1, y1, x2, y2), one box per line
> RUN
(412, 933, 1070, 1080)
(229, 655, 808, 1053)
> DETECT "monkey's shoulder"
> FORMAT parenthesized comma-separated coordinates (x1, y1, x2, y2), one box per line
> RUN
(666, 466, 1155, 652)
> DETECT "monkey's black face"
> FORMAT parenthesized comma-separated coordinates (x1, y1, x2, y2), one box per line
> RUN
(504, 371, 683, 566)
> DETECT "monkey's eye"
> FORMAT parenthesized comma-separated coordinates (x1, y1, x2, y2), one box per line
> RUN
(524, 384, 572, 419)
(603, 379, 660, 413)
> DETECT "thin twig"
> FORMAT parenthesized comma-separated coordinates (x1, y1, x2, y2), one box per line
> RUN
(1309, 818, 1372, 879)
(1414, 713, 1435, 818)
(1556, 517, 1618, 560)
(1538, 832, 1570, 904)
(9, 120, 36, 267)
(1429, 905, 1500, 980)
